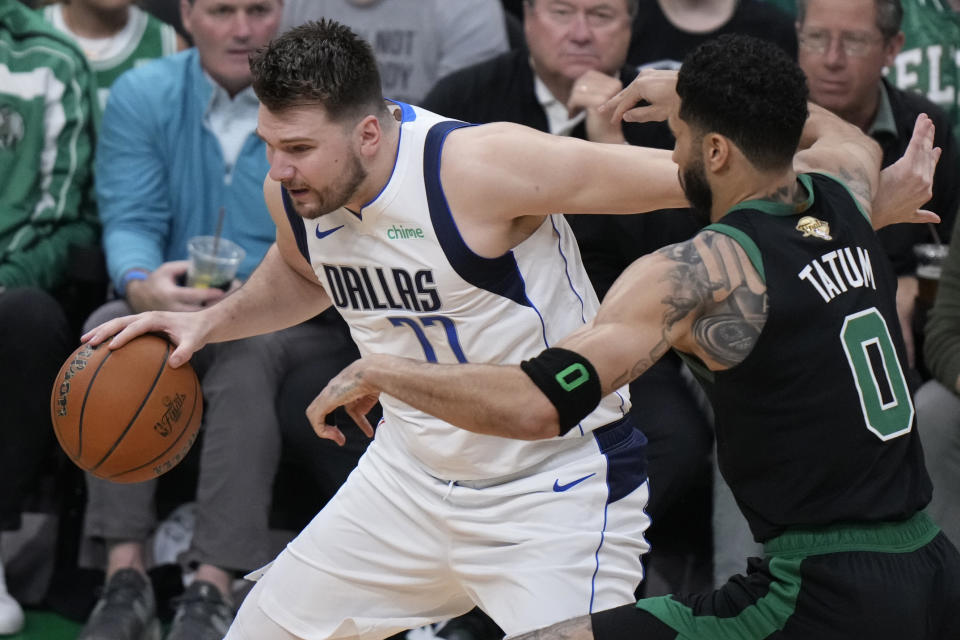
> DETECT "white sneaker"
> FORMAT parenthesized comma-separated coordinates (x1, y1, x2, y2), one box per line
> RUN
(0, 554, 24, 636)
(0, 590, 24, 636)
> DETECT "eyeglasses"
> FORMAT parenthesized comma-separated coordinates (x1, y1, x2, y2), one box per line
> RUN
(798, 29, 884, 57)
(534, 2, 626, 29)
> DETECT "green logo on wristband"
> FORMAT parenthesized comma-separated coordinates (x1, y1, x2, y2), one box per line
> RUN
(556, 363, 589, 391)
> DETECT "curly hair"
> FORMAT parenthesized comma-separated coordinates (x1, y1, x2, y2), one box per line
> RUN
(676, 34, 809, 170)
(250, 19, 387, 122)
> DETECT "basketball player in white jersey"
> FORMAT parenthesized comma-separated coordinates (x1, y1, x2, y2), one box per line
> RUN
(83, 19, 940, 640)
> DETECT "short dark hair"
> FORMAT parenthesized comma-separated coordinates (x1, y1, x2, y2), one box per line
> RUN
(796, 0, 903, 40)
(250, 19, 387, 122)
(676, 34, 809, 170)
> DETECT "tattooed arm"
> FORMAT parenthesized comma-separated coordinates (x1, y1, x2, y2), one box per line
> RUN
(305, 231, 765, 442)
(561, 231, 767, 390)
(795, 108, 941, 230)
(794, 103, 882, 215)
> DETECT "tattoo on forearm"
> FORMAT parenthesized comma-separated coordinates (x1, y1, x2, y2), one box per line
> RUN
(655, 232, 767, 367)
(612, 338, 671, 389)
(510, 616, 596, 640)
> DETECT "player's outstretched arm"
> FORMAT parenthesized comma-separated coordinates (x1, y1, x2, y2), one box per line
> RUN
(309, 232, 766, 441)
(440, 121, 688, 225)
(793, 103, 882, 217)
(83, 179, 334, 367)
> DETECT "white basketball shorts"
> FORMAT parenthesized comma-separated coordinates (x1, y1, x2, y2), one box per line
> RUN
(225, 415, 650, 640)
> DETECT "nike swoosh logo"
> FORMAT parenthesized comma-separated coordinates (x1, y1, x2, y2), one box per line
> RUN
(553, 473, 596, 492)
(315, 224, 345, 239)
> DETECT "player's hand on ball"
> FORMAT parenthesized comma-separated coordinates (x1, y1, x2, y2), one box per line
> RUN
(307, 359, 380, 445)
(81, 310, 209, 368)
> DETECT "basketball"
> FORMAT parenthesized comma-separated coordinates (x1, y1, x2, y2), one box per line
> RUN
(50, 334, 203, 484)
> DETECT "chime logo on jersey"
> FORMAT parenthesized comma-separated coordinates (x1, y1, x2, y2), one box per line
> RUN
(796, 216, 832, 241)
(386, 224, 425, 240)
(322, 264, 441, 312)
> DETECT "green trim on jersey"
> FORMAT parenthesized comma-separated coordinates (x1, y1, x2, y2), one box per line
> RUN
(805, 171, 872, 223)
(633, 512, 939, 638)
(764, 510, 939, 557)
(727, 173, 815, 217)
(722, 172, 870, 225)
(704, 223, 766, 283)
(635, 555, 803, 639)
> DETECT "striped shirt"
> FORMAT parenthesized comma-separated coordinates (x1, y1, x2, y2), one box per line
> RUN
(0, 0, 99, 290)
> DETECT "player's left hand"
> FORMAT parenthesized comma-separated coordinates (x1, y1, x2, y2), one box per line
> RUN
(599, 68, 679, 125)
(871, 113, 942, 229)
(306, 359, 379, 445)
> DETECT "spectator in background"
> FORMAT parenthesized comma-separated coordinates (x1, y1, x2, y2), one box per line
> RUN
(627, 0, 797, 70)
(280, 0, 509, 104)
(73, 1, 354, 639)
(917, 207, 960, 549)
(42, 0, 185, 111)
(421, 0, 713, 601)
(796, 0, 959, 372)
(0, 0, 99, 634)
(140, 0, 190, 42)
(760, 0, 797, 14)
(886, 0, 960, 142)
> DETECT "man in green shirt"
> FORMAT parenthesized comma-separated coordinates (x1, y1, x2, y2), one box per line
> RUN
(887, 0, 960, 142)
(43, 0, 185, 111)
(0, 0, 100, 634)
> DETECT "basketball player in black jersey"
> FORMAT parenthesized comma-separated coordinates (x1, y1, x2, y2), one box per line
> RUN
(310, 35, 960, 638)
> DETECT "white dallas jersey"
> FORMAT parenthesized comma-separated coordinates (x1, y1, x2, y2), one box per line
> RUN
(284, 103, 630, 480)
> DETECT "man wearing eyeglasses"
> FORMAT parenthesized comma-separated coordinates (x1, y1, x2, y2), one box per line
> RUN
(797, 0, 959, 377)
(422, 0, 715, 602)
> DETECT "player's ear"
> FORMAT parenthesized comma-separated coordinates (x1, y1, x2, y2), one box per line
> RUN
(704, 133, 730, 173)
(354, 114, 382, 159)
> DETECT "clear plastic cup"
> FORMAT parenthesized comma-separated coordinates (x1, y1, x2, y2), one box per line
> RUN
(914, 243, 949, 306)
(186, 236, 245, 290)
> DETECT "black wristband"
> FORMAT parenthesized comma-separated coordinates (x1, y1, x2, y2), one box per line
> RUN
(520, 347, 602, 436)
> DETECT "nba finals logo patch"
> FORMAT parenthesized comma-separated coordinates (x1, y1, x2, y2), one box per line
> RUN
(796, 216, 832, 241)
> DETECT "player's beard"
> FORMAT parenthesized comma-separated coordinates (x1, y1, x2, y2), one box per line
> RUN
(679, 155, 713, 226)
(292, 151, 368, 220)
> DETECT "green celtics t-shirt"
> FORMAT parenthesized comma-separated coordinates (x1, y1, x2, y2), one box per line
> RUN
(886, 0, 960, 141)
(43, 4, 178, 111)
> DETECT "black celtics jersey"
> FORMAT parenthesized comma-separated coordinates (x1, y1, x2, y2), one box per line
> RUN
(696, 172, 932, 542)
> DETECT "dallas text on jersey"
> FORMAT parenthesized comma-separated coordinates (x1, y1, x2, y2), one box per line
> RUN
(322, 264, 441, 312)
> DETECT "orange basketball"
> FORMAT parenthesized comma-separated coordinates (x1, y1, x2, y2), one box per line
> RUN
(50, 334, 203, 483)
